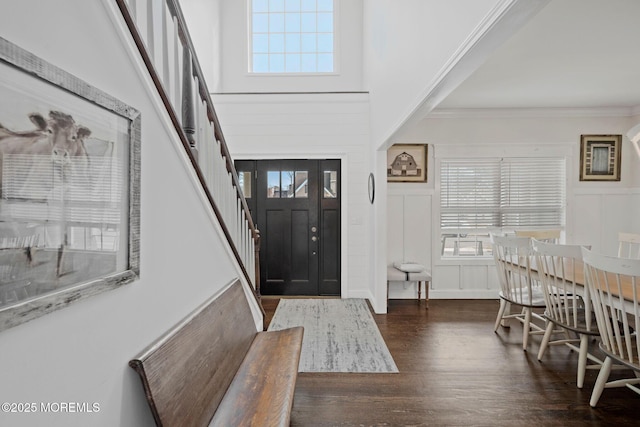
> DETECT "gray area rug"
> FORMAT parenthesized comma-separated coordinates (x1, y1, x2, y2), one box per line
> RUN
(268, 298, 399, 373)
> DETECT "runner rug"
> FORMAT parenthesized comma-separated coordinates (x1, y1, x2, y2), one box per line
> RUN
(267, 298, 399, 373)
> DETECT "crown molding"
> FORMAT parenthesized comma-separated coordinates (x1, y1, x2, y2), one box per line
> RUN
(427, 106, 635, 119)
(211, 92, 370, 104)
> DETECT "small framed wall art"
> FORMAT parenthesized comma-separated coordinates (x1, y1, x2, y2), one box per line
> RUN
(387, 144, 428, 183)
(579, 134, 621, 181)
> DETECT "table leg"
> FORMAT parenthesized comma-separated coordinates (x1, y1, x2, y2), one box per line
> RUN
(425, 281, 429, 309)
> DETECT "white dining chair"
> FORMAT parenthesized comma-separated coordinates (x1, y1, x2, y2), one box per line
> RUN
(617, 232, 640, 259)
(515, 229, 561, 244)
(533, 240, 602, 388)
(491, 234, 546, 350)
(582, 247, 640, 407)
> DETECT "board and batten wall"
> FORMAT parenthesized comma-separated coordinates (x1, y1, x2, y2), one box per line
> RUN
(387, 169, 433, 300)
(212, 93, 373, 301)
(628, 112, 640, 232)
(387, 112, 640, 299)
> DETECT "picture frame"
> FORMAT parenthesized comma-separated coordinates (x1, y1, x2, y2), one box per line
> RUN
(0, 37, 141, 331)
(579, 134, 621, 181)
(387, 144, 428, 182)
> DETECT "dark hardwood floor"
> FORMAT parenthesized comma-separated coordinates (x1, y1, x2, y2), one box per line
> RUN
(262, 298, 640, 426)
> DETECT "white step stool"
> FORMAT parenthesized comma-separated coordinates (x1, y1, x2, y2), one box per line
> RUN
(387, 265, 431, 308)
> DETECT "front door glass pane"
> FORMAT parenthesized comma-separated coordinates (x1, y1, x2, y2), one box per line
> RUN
(267, 170, 280, 198)
(281, 170, 294, 198)
(294, 171, 308, 198)
(238, 171, 252, 198)
(323, 170, 337, 198)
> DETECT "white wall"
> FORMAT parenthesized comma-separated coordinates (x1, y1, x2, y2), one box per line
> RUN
(387, 189, 432, 300)
(361, 0, 549, 309)
(180, 0, 222, 92)
(362, 0, 502, 148)
(185, 0, 550, 311)
(182, 0, 385, 309)
(388, 111, 640, 298)
(386, 142, 433, 300)
(631, 113, 640, 231)
(211, 93, 373, 301)
(181, 0, 364, 93)
(0, 1, 251, 426)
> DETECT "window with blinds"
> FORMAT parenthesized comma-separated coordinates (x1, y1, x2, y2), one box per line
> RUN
(440, 157, 566, 257)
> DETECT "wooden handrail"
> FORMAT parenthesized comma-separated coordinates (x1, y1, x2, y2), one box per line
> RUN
(162, 0, 258, 236)
(115, 0, 263, 314)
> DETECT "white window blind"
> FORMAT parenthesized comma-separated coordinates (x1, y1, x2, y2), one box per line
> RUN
(440, 160, 500, 231)
(440, 157, 565, 232)
(500, 158, 565, 228)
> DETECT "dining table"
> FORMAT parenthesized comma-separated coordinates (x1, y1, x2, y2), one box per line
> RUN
(499, 253, 638, 327)
(540, 258, 636, 303)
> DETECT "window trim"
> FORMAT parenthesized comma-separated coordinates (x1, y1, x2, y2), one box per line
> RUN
(247, 0, 338, 75)
(437, 156, 567, 259)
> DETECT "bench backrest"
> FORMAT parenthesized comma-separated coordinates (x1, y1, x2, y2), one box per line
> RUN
(129, 280, 257, 426)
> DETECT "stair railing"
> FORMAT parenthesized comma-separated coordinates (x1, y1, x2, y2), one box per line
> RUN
(115, 0, 262, 312)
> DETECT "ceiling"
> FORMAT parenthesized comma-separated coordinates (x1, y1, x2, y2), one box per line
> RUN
(434, 0, 640, 112)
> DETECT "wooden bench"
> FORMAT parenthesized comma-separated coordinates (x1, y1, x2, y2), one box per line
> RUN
(129, 279, 304, 426)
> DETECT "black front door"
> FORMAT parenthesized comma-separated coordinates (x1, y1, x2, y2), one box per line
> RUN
(235, 159, 340, 296)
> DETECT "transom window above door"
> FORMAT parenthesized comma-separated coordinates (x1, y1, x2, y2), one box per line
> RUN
(237, 166, 339, 200)
(250, 0, 334, 73)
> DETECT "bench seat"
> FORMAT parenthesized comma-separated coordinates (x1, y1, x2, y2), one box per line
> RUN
(387, 265, 431, 308)
(210, 326, 303, 426)
(129, 279, 303, 427)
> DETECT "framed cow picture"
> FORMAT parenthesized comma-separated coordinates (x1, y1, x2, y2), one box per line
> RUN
(387, 144, 428, 182)
(0, 37, 141, 331)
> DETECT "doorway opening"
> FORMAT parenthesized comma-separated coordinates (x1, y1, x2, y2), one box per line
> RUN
(235, 159, 341, 296)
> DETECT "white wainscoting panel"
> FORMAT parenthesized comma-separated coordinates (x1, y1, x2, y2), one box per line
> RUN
(572, 191, 635, 255)
(386, 192, 432, 299)
(460, 265, 491, 291)
(387, 194, 404, 265)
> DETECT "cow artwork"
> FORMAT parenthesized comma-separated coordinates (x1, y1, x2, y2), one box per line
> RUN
(0, 110, 92, 198)
(0, 37, 141, 331)
(0, 111, 92, 275)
